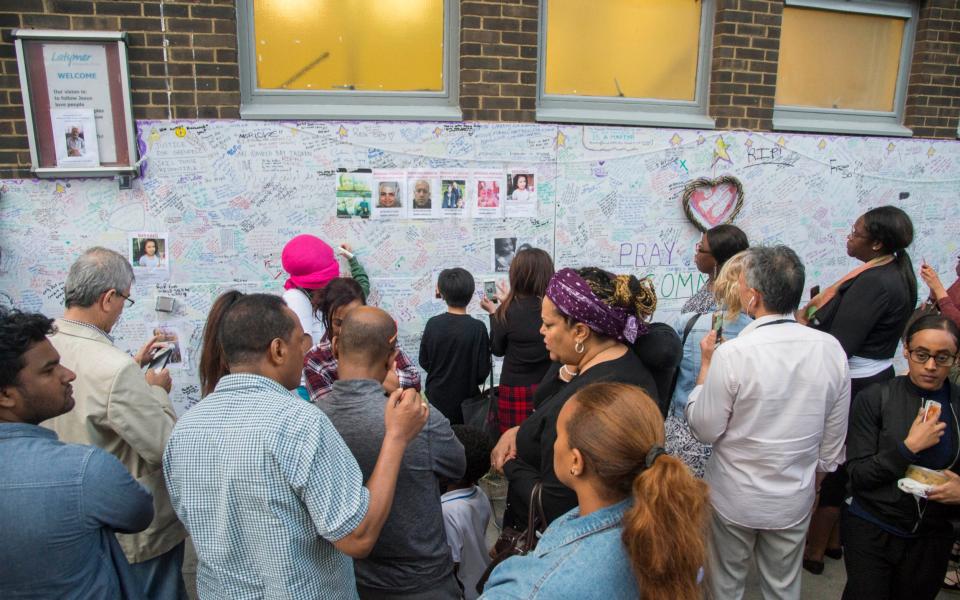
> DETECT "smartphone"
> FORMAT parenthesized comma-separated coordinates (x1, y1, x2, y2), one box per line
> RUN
(809, 285, 821, 299)
(147, 345, 173, 371)
(484, 280, 498, 303)
(712, 310, 724, 344)
(922, 399, 942, 423)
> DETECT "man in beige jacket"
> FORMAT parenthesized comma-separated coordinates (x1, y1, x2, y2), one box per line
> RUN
(44, 247, 187, 599)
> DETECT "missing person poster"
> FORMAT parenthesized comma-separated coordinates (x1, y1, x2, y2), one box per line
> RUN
(50, 108, 99, 167)
(42, 43, 117, 164)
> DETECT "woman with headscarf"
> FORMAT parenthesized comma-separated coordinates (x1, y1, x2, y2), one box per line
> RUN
(491, 267, 659, 528)
(280, 235, 369, 399)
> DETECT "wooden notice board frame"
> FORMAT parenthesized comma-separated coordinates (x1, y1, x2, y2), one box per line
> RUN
(13, 29, 139, 179)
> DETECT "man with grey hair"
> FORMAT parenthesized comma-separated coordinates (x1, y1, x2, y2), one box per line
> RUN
(686, 245, 850, 600)
(44, 246, 187, 599)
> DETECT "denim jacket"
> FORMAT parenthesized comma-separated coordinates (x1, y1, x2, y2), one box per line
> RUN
(0, 423, 154, 599)
(480, 499, 638, 599)
(669, 311, 752, 418)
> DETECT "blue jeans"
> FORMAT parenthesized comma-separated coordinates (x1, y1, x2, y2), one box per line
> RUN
(128, 542, 187, 600)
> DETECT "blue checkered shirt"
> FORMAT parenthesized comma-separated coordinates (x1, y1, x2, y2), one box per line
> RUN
(163, 373, 369, 599)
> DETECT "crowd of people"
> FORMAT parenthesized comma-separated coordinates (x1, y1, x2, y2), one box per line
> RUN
(2, 204, 960, 600)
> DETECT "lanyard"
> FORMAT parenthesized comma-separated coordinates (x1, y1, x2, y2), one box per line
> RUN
(755, 318, 795, 329)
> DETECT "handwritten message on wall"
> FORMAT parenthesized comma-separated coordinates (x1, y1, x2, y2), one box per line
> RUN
(2, 120, 958, 412)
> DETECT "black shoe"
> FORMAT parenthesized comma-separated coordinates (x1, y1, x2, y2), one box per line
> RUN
(825, 548, 843, 560)
(803, 559, 824, 575)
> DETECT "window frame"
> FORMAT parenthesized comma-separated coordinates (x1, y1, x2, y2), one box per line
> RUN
(534, 0, 715, 129)
(773, 0, 917, 137)
(236, 0, 461, 121)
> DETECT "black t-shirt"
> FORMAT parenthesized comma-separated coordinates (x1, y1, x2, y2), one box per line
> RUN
(503, 350, 657, 528)
(489, 296, 551, 387)
(418, 312, 491, 424)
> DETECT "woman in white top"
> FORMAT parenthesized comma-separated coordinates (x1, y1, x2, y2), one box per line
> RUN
(280, 235, 369, 399)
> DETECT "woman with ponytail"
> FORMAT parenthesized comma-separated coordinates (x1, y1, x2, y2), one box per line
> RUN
(198, 290, 244, 396)
(491, 267, 659, 529)
(481, 382, 709, 599)
(803, 205, 919, 573)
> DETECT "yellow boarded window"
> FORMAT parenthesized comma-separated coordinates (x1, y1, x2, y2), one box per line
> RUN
(543, 0, 703, 101)
(776, 6, 906, 112)
(253, 0, 444, 92)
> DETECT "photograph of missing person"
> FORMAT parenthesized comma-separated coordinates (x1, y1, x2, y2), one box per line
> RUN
(507, 173, 534, 202)
(477, 180, 501, 208)
(494, 237, 518, 273)
(377, 181, 401, 208)
(65, 125, 86, 157)
(441, 179, 466, 209)
(150, 325, 185, 368)
(411, 179, 433, 210)
(336, 169, 372, 218)
(132, 237, 167, 269)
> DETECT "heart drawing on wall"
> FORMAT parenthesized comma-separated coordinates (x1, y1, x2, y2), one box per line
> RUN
(681, 175, 745, 233)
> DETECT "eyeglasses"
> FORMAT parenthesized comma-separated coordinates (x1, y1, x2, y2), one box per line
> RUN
(907, 349, 958, 367)
(114, 289, 135, 308)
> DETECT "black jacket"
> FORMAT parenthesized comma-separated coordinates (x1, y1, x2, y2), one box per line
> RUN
(810, 261, 913, 360)
(847, 376, 960, 535)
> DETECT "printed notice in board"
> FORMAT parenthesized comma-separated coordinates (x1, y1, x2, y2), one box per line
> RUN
(42, 43, 117, 164)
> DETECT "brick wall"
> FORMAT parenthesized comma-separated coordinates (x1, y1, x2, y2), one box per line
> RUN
(1, 1, 959, 179)
(903, 0, 960, 137)
(460, 0, 538, 122)
(0, 0, 240, 177)
(709, 0, 783, 131)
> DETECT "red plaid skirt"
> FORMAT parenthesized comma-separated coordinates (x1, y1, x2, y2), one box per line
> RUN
(497, 384, 537, 432)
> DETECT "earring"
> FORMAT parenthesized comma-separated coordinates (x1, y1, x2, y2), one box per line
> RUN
(575, 340, 585, 354)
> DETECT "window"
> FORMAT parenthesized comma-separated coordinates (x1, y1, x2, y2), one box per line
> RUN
(536, 0, 715, 128)
(774, 0, 916, 136)
(237, 0, 460, 120)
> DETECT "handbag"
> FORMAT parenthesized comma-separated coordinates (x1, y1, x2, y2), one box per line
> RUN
(476, 482, 545, 594)
(461, 359, 500, 444)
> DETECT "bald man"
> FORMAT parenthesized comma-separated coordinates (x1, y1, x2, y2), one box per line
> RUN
(322, 307, 465, 599)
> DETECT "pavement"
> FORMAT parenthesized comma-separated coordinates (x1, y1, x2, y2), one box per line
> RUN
(179, 475, 960, 599)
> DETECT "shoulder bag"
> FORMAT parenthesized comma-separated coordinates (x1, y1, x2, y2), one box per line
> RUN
(476, 482, 545, 594)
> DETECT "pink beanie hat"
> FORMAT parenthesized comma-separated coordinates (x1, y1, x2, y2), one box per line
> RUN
(281, 235, 339, 290)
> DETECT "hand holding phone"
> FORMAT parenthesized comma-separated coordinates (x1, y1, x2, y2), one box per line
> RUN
(483, 280, 499, 303)
(147, 345, 173, 371)
(712, 310, 724, 344)
(922, 400, 942, 423)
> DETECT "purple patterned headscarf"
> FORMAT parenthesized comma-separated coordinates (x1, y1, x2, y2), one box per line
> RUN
(545, 268, 646, 344)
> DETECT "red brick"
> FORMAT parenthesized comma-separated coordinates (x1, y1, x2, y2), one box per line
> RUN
(482, 96, 518, 110)
(463, 2, 502, 17)
(482, 44, 519, 57)
(482, 70, 518, 83)
(95, 2, 142, 16)
(484, 17, 519, 31)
